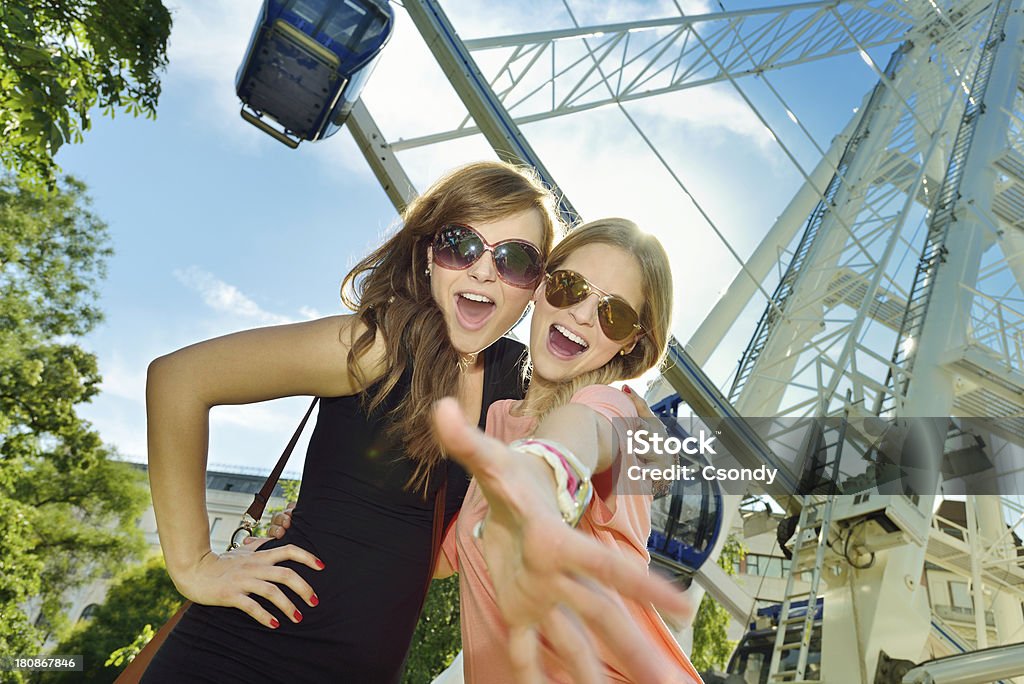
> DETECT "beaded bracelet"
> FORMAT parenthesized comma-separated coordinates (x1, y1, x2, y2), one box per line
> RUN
(509, 438, 594, 527)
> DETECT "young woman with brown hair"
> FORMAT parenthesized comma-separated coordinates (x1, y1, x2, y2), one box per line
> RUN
(142, 161, 555, 682)
(141, 165, 688, 683)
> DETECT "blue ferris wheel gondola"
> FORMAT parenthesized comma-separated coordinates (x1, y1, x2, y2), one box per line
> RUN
(236, 0, 394, 148)
(645, 393, 723, 577)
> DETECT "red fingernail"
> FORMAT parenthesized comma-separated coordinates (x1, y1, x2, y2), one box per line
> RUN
(315, 558, 325, 569)
(294, 610, 303, 623)
(270, 618, 280, 629)
(623, 385, 632, 394)
(310, 594, 319, 607)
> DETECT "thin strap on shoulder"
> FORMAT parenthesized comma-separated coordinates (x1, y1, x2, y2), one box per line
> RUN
(245, 397, 319, 521)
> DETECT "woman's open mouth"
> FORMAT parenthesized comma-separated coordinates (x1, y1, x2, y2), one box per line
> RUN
(547, 323, 589, 359)
(454, 292, 496, 331)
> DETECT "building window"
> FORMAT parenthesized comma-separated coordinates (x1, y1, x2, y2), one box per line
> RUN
(949, 582, 973, 612)
(742, 554, 792, 578)
(79, 604, 100, 621)
(210, 517, 223, 536)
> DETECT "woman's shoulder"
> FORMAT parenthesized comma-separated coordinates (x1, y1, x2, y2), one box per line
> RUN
(302, 313, 389, 396)
(568, 384, 638, 419)
(486, 398, 519, 418)
(485, 398, 535, 441)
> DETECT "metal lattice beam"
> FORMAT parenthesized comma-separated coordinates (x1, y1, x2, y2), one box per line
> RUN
(719, 4, 1024, 426)
(392, 0, 916, 151)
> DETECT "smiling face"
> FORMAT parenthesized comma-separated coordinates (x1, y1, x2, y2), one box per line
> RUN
(429, 209, 546, 355)
(529, 243, 645, 383)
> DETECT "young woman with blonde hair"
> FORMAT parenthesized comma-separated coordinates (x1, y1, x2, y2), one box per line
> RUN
(435, 218, 702, 683)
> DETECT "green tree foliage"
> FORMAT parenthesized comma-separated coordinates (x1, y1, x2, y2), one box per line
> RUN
(106, 623, 155, 670)
(691, 534, 747, 672)
(404, 575, 462, 683)
(41, 556, 182, 683)
(0, 175, 148, 681)
(0, 1, 172, 185)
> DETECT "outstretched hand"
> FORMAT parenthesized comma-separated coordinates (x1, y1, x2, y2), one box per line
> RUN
(432, 398, 690, 684)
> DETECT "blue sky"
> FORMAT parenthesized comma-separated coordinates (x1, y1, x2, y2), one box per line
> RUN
(53, 0, 890, 475)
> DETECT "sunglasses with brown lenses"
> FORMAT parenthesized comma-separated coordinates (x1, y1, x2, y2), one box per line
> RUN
(544, 270, 643, 342)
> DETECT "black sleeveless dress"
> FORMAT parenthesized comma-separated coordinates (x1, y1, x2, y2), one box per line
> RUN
(141, 336, 527, 683)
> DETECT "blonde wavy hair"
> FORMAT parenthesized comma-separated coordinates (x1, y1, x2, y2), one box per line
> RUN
(342, 161, 562, 493)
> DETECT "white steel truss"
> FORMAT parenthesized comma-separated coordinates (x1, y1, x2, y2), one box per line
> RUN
(391, 0, 918, 151)
(723, 1, 1024, 441)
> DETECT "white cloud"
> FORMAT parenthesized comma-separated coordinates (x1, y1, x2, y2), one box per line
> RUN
(210, 401, 304, 432)
(165, 1, 257, 83)
(360, 10, 474, 141)
(298, 305, 324, 320)
(163, 1, 266, 147)
(439, 0, 570, 39)
(173, 266, 293, 325)
(97, 353, 148, 403)
(629, 84, 777, 152)
(561, 0, 713, 26)
(80, 398, 149, 460)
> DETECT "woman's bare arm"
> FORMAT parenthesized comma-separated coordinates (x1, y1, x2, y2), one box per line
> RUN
(531, 403, 616, 474)
(147, 315, 386, 626)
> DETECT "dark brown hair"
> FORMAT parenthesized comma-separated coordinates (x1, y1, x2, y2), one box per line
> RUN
(341, 161, 561, 492)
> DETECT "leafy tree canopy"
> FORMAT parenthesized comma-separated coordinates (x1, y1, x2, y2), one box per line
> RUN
(691, 535, 746, 672)
(0, 175, 148, 681)
(404, 575, 462, 683)
(0, 1, 172, 186)
(42, 556, 182, 683)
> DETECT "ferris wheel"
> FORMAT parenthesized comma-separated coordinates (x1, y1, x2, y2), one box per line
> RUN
(239, 1, 1024, 681)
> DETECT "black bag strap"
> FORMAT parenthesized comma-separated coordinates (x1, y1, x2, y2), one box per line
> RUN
(230, 397, 319, 549)
(247, 397, 319, 519)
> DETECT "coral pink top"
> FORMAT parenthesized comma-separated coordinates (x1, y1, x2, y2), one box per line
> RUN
(440, 385, 703, 683)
